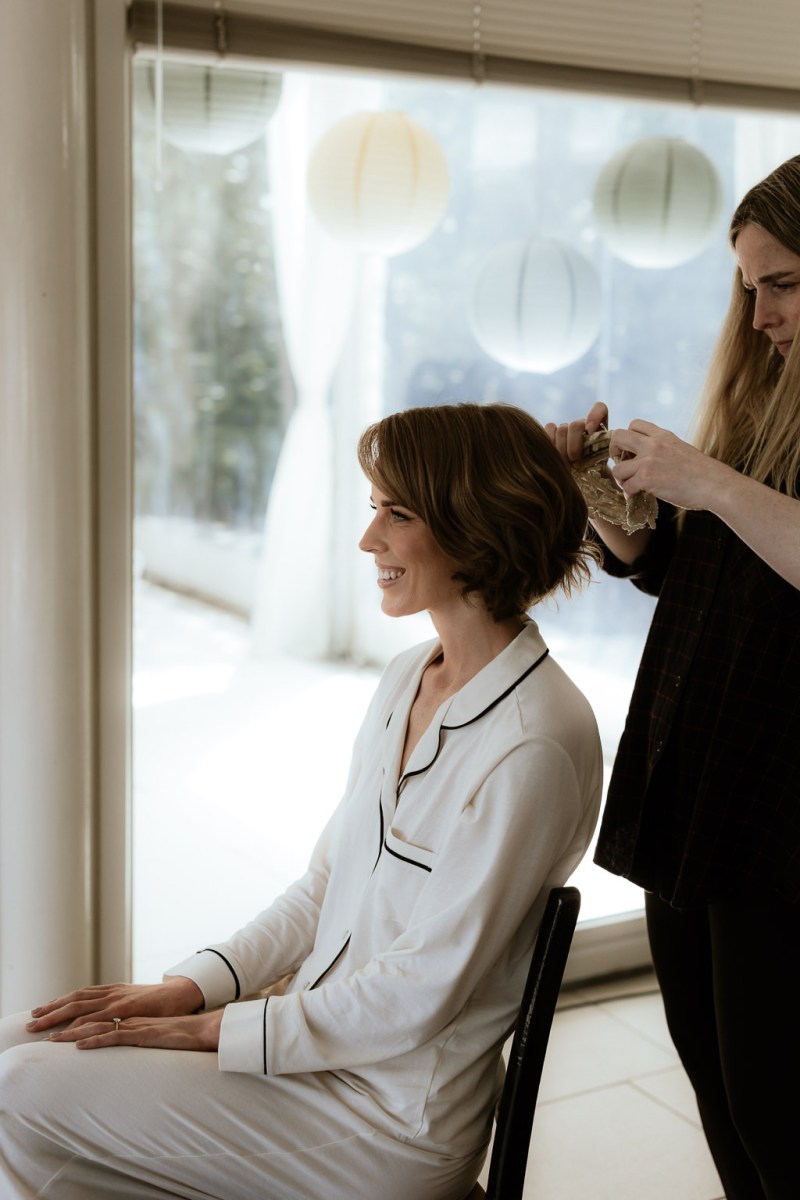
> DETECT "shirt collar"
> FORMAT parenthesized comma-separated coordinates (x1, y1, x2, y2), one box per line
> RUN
(396, 619, 548, 785)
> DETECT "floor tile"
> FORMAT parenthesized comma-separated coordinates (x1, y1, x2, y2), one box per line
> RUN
(538, 1003, 678, 1102)
(522, 1083, 724, 1200)
(635, 1065, 705, 1128)
(598, 990, 675, 1054)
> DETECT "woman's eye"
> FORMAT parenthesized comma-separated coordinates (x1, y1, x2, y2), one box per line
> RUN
(390, 509, 410, 522)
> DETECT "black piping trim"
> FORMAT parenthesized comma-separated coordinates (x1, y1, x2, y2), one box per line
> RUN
(400, 649, 550, 788)
(262, 997, 269, 1075)
(374, 781, 385, 871)
(442, 650, 549, 730)
(309, 937, 350, 990)
(202, 948, 241, 1000)
(383, 838, 432, 872)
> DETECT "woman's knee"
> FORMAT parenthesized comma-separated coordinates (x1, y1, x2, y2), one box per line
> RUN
(0, 1011, 40, 1055)
(0, 1042, 57, 1118)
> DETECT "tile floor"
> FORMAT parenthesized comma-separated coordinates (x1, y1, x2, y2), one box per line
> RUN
(481, 971, 724, 1200)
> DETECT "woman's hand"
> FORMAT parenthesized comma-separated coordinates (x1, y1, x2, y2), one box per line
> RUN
(545, 401, 608, 465)
(610, 420, 735, 510)
(545, 402, 654, 564)
(26, 978, 205, 1034)
(48, 1009, 224, 1053)
(612, 419, 800, 589)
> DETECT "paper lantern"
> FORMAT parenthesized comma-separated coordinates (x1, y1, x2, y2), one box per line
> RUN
(307, 111, 450, 255)
(139, 62, 282, 156)
(469, 238, 602, 373)
(592, 137, 723, 268)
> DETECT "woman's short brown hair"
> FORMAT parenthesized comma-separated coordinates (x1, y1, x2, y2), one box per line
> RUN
(357, 402, 599, 621)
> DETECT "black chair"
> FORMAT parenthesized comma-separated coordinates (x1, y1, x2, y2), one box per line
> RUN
(464, 885, 581, 1200)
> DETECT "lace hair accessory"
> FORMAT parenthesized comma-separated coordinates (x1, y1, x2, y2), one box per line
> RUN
(574, 428, 658, 533)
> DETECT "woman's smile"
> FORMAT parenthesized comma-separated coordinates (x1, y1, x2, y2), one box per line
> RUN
(359, 487, 462, 619)
(377, 565, 406, 586)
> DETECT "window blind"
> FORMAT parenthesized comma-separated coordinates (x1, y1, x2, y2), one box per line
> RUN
(128, 0, 800, 112)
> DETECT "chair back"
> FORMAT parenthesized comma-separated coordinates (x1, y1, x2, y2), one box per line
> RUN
(482, 885, 581, 1200)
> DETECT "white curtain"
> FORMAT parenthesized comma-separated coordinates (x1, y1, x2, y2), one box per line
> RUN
(251, 74, 376, 658)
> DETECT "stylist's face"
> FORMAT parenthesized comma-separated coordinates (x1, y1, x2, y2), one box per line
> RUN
(736, 223, 800, 357)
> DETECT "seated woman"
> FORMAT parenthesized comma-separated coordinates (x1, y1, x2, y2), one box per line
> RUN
(0, 402, 602, 1200)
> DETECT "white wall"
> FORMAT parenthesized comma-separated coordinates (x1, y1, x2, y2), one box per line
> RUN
(0, 0, 132, 1011)
(0, 0, 95, 1011)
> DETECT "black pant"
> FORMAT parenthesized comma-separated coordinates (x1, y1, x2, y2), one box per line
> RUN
(645, 891, 800, 1200)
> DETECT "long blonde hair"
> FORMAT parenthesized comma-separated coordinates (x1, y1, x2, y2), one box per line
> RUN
(692, 155, 800, 497)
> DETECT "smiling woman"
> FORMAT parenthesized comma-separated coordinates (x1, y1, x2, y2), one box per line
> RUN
(360, 486, 464, 622)
(0, 401, 603, 1200)
(357, 403, 597, 621)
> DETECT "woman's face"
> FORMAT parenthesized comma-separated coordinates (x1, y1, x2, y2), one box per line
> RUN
(359, 484, 464, 620)
(736, 223, 800, 357)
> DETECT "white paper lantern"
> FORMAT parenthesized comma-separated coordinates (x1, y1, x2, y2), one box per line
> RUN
(592, 137, 723, 268)
(469, 237, 602, 373)
(139, 62, 282, 156)
(307, 111, 450, 255)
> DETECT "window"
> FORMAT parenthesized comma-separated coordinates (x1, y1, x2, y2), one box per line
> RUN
(131, 56, 800, 979)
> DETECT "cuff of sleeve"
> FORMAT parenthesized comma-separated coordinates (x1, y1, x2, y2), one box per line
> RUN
(218, 998, 269, 1074)
(163, 949, 241, 1011)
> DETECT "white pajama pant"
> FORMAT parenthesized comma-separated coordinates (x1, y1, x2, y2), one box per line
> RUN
(0, 1013, 482, 1200)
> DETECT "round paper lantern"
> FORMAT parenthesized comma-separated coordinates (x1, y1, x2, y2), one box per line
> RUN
(469, 238, 602, 373)
(592, 137, 723, 268)
(139, 62, 282, 155)
(307, 111, 450, 255)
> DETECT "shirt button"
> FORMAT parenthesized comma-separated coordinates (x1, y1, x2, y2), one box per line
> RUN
(674, 676, 681, 688)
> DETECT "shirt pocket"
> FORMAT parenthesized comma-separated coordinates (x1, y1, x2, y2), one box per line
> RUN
(384, 826, 437, 872)
(367, 828, 438, 936)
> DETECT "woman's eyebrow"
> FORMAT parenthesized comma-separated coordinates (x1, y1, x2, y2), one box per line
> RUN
(755, 269, 798, 284)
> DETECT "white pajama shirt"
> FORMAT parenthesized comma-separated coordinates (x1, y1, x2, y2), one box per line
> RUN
(0, 620, 601, 1199)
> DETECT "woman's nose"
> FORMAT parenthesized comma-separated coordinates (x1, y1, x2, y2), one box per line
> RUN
(359, 515, 382, 553)
(752, 291, 777, 331)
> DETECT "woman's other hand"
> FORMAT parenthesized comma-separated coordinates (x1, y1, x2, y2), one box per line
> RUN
(48, 1008, 224, 1053)
(25, 977, 205, 1034)
(610, 420, 733, 510)
(545, 402, 608, 465)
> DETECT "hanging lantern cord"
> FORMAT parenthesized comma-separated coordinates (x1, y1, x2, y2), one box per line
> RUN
(689, 0, 705, 106)
(472, 3, 486, 85)
(215, 1, 228, 57)
(154, 0, 164, 190)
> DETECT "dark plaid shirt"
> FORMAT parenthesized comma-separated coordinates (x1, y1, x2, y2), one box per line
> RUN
(594, 505, 800, 908)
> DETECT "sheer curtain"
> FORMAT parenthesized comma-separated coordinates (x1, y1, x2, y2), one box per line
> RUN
(250, 74, 377, 658)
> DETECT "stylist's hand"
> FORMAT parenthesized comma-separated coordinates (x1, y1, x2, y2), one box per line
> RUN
(26, 977, 204, 1034)
(611, 420, 734, 510)
(48, 1008, 223, 1053)
(545, 401, 608, 465)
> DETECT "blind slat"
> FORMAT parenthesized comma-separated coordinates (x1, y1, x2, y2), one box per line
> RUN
(127, 1, 800, 112)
